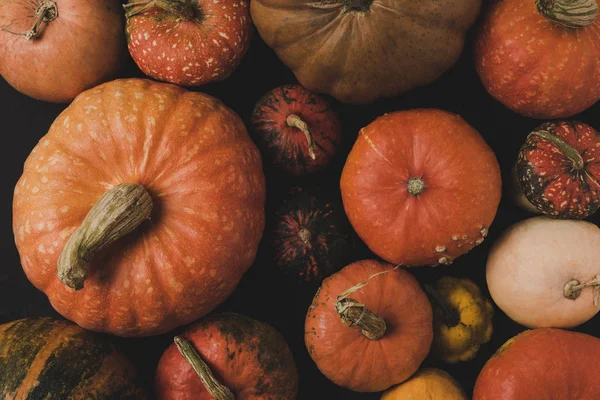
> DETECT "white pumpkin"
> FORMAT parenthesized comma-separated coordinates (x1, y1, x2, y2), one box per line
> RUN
(487, 217, 600, 328)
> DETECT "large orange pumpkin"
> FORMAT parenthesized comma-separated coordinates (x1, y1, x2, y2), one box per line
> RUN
(475, 0, 600, 119)
(12, 78, 266, 337)
(305, 260, 433, 392)
(340, 109, 501, 266)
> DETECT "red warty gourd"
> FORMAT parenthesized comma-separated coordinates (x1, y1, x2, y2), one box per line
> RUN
(474, 329, 600, 400)
(475, 0, 600, 119)
(513, 121, 600, 219)
(155, 313, 299, 400)
(251, 85, 341, 176)
(12, 78, 266, 336)
(305, 260, 433, 392)
(487, 217, 600, 328)
(0, 0, 124, 102)
(250, 0, 482, 104)
(340, 109, 502, 266)
(124, 0, 252, 86)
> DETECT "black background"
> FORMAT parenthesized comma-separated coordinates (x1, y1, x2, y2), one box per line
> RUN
(2, 2, 600, 398)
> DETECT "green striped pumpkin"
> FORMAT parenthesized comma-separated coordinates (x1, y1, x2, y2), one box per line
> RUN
(536, 0, 599, 29)
(0, 318, 147, 400)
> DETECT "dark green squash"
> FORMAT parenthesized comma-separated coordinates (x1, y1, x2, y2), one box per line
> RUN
(0, 317, 147, 400)
(271, 187, 352, 283)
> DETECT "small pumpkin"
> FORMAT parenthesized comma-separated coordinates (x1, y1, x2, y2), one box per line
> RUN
(340, 109, 502, 266)
(155, 313, 299, 400)
(513, 121, 600, 219)
(487, 217, 600, 328)
(0, 317, 147, 399)
(271, 187, 352, 283)
(250, 85, 341, 176)
(250, 0, 482, 104)
(381, 368, 467, 400)
(305, 260, 433, 392)
(426, 277, 494, 364)
(12, 78, 266, 336)
(475, 0, 600, 119)
(124, 0, 252, 86)
(474, 329, 600, 400)
(0, 0, 124, 102)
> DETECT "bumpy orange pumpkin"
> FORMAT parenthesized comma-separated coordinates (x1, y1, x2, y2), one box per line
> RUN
(12, 79, 266, 336)
(305, 260, 433, 392)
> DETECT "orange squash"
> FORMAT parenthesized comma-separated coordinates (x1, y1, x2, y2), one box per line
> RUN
(381, 368, 467, 400)
(12, 79, 266, 336)
(305, 260, 433, 392)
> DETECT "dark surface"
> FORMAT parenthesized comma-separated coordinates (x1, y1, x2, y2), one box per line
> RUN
(2, 3, 600, 399)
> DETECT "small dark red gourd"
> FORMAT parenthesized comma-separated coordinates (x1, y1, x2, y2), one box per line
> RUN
(271, 187, 352, 283)
(251, 85, 341, 176)
(514, 121, 600, 219)
(154, 313, 299, 400)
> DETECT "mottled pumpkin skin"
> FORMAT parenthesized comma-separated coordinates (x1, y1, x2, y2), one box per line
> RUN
(517, 121, 600, 219)
(0, 317, 147, 400)
(125, 0, 252, 86)
(155, 313, 299, 399)
(251, 0, 481, 104)
(12, 79, 266, 336)
(272, 187, 351, 283)
(305, 260, 433, 392)
(474, 329, 600, 400)
(381, 368, 467, 400)
(475, 0, 600, 119)
(251, 85, 341, 176)
(340, 109, 501, 266)
(0, 0, 124, 103)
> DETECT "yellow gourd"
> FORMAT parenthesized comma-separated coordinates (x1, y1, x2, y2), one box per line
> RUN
(426, 277, 494, 364)
(381, 368, 467, 400)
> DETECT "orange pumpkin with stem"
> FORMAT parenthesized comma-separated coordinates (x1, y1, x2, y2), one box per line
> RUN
(305, 260, 433, 392)
(12, 78, 266, 337)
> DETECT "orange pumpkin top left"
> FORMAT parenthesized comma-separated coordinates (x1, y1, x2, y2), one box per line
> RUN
(12, 79, 266, 337)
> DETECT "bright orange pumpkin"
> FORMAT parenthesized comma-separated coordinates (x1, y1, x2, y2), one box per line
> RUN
(12, 78, 266, 337)
(305, 260, 433, 392)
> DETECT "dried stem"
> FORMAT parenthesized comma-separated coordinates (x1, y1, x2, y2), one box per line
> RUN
(286, 114, 317, 160)
(564, 275, 600, 307)
(1, 1, 58, 40)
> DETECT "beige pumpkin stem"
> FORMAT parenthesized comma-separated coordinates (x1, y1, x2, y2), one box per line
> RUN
(536, 0, 599, 29)
(174, 336, 235, 400)
(1, 0, 58, 40)
(564, 275, 600, 307)
(334, 266, 400, 340)
(57, 184, 153, 291)
(286, 114, 317, 160)
(123, 0, 196, 20)
(298, 228, 312, 244)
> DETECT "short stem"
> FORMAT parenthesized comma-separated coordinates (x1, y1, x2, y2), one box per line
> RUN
(407, 177, 425, 196)
(1, 1, 58, 40)
(174, 336, 235, 400)
(124, 0, 196, 20)
(342, 0, 374, 12)
(286, 114, 317, 160)
(564, 275, 600, 307)
(335, 298, 386, 340)
(57, 184, 153, 291)
(425, 284, 461, 327)
(530, 128, 584, 170)
(536, 0, 599, 29)
(298, 228, 312, 244)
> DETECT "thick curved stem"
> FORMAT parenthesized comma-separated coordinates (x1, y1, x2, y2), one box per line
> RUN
(174, 336, 235, 400)
(536, 0, 599, 29)
(57, 184, 152, 291)
(425, 284, 460, 328)
(564, 275, 600, 307)
(530, 128, 584, 170)
(124, 0, 196, 20)
(1, 1, 58, 40)
(286, 114, 317, 160)
(336, 298, 386, 340)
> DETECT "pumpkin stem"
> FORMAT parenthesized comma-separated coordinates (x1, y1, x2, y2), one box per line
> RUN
(174, 336, 235, 400)
(530, 127, 585, 171)
(564, 275, 600, 307)
(286, 114, 317, 160)
(298, 228, 312, 244)
(424, 284, 461, 328)
(57, 184, 153, 291)
(0, 1, 58, 40)
(536, 0, 599, 29)
(341, 0, 374, 12)
(335, 298, 386, 340)
(407, 177, 425, 196)
(124, 0, 197, 20)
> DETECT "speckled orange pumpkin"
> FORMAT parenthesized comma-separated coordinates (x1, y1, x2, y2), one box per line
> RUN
(12, 78, 266, 337)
